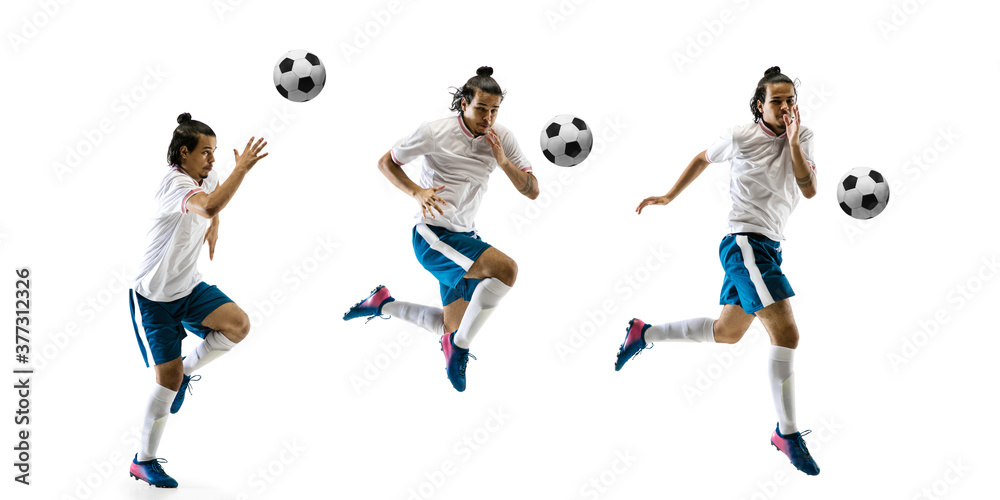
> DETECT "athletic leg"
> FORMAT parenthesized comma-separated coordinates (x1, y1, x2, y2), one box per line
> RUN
(181, 302, 247, 375)
(755, 298, 799, 434)
(139, 358, 182, 462)
(452, 247, 516, 348)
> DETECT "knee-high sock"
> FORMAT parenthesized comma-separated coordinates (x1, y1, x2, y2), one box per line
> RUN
(454, 278, 511, 349)
(381, 301, 445, 336)
(138, 383, 177, 461)
(644, 318, 715, 342)
(769, 345, 798, 435)
(183, 331, 236, 376)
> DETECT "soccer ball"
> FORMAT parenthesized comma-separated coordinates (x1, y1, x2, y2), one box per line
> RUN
(540, 114, 593, 167)
(273, 50, 326, 102)
(837, 167, 890, 219)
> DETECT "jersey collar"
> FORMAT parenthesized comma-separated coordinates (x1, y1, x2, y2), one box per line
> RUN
(171, 164, 204, 186)
(457, 114, 476, 139)
(758, 120, 786, 139)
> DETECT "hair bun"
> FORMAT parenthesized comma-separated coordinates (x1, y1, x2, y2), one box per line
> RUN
(764, 66, 781, 77)
(476, 66, 493, 77)
(177, 112, 192, 124)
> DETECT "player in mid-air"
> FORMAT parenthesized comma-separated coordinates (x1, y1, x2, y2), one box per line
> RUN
(127, 113, 268, 487)
(616, 67, 821, 475)
(343, 66, 538, 392)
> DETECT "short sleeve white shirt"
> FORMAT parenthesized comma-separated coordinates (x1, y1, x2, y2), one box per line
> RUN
(391, 115, 532, 233)
(706, 121, 816, 241)
(134, 165, 219, 302)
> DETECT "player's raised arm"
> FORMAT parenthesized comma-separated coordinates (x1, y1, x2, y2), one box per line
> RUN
(485, 128, 539, 200)
(186, 137, 268, 219)
(784, 104, 817, 199)
(636, 149, 711, 214)
(376, 150, 448, 219)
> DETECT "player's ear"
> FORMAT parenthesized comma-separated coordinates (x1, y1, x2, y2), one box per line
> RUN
(179, 146, 189, 160)
(460, 98, 467, 112)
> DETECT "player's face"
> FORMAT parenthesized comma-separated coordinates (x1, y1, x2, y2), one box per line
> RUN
(461, 90, 501, 136)
(180, 134, 217, 180)
(757, 83, 796, 133)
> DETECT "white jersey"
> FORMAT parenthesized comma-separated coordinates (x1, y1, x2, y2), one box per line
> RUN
(391, 115, 533, 233)
(705, 121, 816, 241)
(134, 165, 219, 302)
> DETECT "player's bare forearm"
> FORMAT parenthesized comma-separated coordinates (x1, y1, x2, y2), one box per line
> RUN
(500, 160, 539, 200)
(666, 150, 711, 199)
(377, 150, 422, 198)
(789, 142, 817, 199)
(186, 168, 248, 219)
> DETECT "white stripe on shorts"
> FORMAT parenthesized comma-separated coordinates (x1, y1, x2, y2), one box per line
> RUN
(415, 223, 475, 271)
(735, 235, 776, 308)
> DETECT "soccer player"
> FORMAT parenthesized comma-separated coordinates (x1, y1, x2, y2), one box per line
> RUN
(127, 113, 268, 487)
(616, 67, 821, 476)
(343, 66, 538, 392)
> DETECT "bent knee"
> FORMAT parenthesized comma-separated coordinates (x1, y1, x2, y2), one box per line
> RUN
(713, 323, 749, 344)
(502, 259, 518, 285)
(228, 310, 251, 342)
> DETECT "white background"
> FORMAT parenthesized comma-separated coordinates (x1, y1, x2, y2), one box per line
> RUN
(2, 0, 999, 498)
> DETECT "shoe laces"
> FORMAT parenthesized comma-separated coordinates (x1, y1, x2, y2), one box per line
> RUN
(792, 430, 813, 456)
(184, 375, 201, 394)
(617, 340, 653, 362)
(458, 352, 477, 376)
(363, 313, 390, 324)
(147, 458, 169, 475)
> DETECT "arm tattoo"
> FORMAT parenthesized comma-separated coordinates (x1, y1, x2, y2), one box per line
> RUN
(518, 173, 536, 195)
(796, 171, 814, 188)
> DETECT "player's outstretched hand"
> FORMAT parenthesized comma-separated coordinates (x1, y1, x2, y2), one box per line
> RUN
(234, 137, 269, 172)
(636, 195, 672, 215)
(484, 128, 508, 166)
(415, 185, 448, 219)
(782, 104, 800, 145)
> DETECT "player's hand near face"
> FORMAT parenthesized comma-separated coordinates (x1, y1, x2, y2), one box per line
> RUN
(415, 185, 448, 219)
(783, 104, 800, 146)
(484, 128, 508, 166)
(234, 137, 269, 172)
(636, 195, 673, 214)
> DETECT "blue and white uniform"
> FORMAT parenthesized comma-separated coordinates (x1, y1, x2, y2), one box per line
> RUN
(392, 115, 532, 305)
(706, 121, 816, 314)
(130, 165, 232, 366)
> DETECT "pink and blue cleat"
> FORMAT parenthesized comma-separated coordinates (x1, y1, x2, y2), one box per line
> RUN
(771, 425, 821, 476)
(440, 331, 475, 392)
(343, 285, 395, 322)
(615, 318, 653, 371)
(130, 454, 178, 488)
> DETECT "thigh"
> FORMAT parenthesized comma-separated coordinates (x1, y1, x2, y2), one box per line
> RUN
(182, 282, 235, 332)
(443, 299, 470, 333)
(718, 304, 755, 333)
(413, 224, 492, 289)
(463, 247, 515, 281)
(200, 302, 248, 333)
(136, 295, 187, 366)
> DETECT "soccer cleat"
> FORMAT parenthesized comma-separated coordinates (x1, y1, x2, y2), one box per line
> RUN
(440, 331, 475, 392)
(170, 373, 201, 414)
(771, 425, 821, 476)
(615, 318, 653, 371)
(130, 454, 179, 488)
(343, 285, 395, 322)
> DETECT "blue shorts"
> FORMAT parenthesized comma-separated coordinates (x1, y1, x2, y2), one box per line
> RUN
(719, 233, 794, 315)
(129, 282, 234, 366)
(412, 223, 492, 306)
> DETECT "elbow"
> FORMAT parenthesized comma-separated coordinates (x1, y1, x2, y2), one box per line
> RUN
(202, 205, 221, 219)
(527, 189, 540, 201)
(802, 188, 817, 199)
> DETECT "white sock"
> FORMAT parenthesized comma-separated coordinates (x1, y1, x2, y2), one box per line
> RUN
(381, 301, 445, 336)
(454, 278, 511, 349)
(183, 331, 236, 376)
(138, 383, 177, 461)
(769, 345, 798, 435)
(644, 318, 715, 342)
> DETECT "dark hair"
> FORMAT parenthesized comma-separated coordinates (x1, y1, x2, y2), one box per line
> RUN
(449, 66, 506, 113)
(167, 112, 215, 166)
(749, 66, 799, 123)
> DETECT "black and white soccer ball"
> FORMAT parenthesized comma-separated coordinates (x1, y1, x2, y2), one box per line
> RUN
(540, 114, 593, 167)
(837, 167, 890, 219)
(273, 50, 326, 102)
